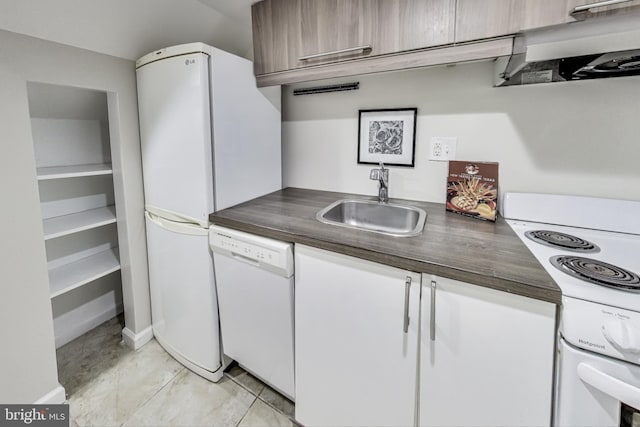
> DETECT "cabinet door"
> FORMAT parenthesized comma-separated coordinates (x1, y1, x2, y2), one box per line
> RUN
(455, 0, 521, 42)
(295, 245, 421, 427)
(519, 0, 582, 30)
(517, 0, 640, 31)
(299, 0, 455, 64)
(457, 0, 640, 39)
(420, 275, 556, 427)
(371, 0, 456, 55)
(455, 0, 582, 41)
(251, 0, 302, 75)
(298, 0, 371, 66)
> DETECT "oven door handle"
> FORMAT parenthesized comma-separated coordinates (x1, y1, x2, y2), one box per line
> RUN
(577, 362, 640, 409)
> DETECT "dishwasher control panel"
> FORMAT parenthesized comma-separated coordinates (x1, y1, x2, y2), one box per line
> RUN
(209, 225, 294, 277)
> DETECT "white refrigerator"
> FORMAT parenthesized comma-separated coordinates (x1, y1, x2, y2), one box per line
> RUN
(136, 43, 281, 381)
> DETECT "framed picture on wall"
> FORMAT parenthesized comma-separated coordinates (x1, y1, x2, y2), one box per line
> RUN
(357, 108, 417, 167)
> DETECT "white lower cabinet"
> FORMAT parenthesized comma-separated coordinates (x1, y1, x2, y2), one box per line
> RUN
(419, 275, 556, 427)
(293, 245, 557, 427)
(294, 245, 421, 427)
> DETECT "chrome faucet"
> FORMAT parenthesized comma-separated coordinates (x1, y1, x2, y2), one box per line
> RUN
(369, 162, 389, 203)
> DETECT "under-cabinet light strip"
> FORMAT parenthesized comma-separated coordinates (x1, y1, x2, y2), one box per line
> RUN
(293, 82, 359, 96)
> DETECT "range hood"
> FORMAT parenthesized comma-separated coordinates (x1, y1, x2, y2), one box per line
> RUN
(495, 13, 640, 87)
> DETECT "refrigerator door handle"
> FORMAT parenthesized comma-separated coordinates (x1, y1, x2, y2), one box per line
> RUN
(145, 211, 208, 236)
(146, 205, 209, 228)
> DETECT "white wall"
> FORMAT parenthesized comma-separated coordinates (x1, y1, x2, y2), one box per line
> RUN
(283, 61, 640, 204)
(0, 65, 62, 404)
(0, 29, 150, 403)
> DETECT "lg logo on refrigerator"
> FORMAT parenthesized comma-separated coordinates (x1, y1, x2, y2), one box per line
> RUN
(185, 59, 196, 66)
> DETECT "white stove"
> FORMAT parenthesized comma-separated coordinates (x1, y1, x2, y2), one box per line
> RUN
(503, 192, 640, 427)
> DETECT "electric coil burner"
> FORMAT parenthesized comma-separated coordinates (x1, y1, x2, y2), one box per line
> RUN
(550, 255, 640, 291)
(525, 230, 600, 252)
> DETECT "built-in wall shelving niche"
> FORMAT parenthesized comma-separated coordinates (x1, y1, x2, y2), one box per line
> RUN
(37, 163, 113, 181)
(28, 81, 124, 349)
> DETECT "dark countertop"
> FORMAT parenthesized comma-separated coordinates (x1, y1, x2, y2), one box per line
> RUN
(209, 187, 561, 304)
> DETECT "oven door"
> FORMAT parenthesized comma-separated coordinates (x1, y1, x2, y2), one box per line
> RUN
(556, 339, 640, 427)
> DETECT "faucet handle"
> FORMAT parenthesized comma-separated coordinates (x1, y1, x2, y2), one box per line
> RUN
(380, 168, 389, 185)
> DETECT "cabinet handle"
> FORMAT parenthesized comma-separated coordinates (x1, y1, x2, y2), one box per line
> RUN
(403, 276, 411, 333)
(430, 280, 437, 341)
(298, 45, 371, 61)
(570, 0, 634, 15)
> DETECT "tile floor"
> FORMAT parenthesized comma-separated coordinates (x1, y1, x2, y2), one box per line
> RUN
(56, 316, 296, 427)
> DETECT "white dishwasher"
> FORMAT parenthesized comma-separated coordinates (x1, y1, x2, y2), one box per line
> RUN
(209, 225, 295, 399)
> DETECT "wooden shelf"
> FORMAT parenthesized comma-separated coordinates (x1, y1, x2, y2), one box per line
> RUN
(43, 206, 117, 240)
(49, 248, 120, 299)
(37, 163, 113, 180)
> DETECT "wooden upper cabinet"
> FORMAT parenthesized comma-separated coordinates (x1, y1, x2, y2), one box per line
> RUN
(298, 0, 370, 66)
(251, 0, 640, 78)
(455, 0, 521, 42)
(298, 0, 456, 66)
(252, 0, 457, 74)
(519, 0, 582, 31)
(369, 0, 456, 55)
(518, 0, 640, 31)
(456, 0, 640, 42)
(251, 0, 302, 75)
(456, 0, 581, 42)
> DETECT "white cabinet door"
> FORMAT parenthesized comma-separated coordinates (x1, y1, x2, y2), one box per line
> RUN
(295, 245, 421, 427)
(419, 275, 556, 427)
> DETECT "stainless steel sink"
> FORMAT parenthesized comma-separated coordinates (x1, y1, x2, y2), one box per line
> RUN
(316, 199, 427, 237)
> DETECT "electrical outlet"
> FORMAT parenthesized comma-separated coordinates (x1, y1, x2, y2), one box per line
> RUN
(429, 137, 457, 161)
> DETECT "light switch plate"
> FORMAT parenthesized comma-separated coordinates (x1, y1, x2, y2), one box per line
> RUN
(429, 137, 457, 161)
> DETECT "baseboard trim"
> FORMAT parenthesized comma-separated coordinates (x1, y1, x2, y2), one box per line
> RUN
(34, 384, 66, 404)
(122, 325, 153, 350)
(55, 303, 123, 349)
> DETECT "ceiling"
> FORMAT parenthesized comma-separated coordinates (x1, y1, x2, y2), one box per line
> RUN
(0, 0, 256, 61)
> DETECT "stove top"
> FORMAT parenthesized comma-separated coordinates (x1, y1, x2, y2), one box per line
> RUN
(503, 192, 640, 313)
(507, 219, 640, 312)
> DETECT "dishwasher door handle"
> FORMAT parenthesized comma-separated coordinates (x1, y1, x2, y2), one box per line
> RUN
(230, 252, 261, 267)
